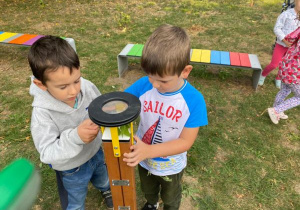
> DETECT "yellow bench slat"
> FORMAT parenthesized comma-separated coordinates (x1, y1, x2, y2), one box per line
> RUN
(200, 50, 211, 63)
(190, 49, 201, 62)
(0, 32, 18, 42)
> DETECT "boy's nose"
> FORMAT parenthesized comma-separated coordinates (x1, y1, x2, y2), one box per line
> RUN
(152, 81, 160, 89)
(69, 85, 77, 95)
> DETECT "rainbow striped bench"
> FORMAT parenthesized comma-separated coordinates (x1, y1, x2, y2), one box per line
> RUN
(0, 31, 76, 52)
(117, 44, 262, 90)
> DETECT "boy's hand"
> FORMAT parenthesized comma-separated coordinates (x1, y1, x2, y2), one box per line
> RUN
(282, 39, 292, 47)
(78, 119, 100, 143)
(123, 136, 150, 167)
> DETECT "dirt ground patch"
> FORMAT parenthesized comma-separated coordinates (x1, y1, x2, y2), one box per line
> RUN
(105, 64, 145, 90)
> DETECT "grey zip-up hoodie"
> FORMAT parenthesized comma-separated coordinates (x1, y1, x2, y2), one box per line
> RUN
(30, 77, 102, 171)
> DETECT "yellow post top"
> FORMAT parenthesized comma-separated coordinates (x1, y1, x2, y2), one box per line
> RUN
(110, 127, 121, 157)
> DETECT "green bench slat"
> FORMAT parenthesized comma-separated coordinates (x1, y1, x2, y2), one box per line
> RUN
(136, 45, 144, 57)
(127, 44, 144, 57)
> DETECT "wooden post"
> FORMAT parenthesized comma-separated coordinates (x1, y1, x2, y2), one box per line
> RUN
(102, 126, 137, 210)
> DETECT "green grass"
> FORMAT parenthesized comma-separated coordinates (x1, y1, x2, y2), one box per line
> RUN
(1, 0, 300, 209)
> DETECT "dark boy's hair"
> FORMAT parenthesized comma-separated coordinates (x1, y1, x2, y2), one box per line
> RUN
(141, 24, 190, 77)
(28, 35, 80, 85)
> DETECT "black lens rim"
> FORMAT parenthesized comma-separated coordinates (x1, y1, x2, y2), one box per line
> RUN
(88, 92, 141, 127)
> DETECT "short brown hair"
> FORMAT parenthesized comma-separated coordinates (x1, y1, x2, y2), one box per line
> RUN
(141, 24, 190, 77)
(28, 35, 80, 85)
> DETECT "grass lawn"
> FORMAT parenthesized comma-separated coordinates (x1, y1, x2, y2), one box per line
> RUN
(1, 0, 300, 209)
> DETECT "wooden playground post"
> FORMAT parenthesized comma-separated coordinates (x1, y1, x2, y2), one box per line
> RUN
(101, 124, 137, 210)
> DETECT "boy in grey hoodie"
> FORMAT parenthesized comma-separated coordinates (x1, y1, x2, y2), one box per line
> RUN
(28, 36, 113, 210)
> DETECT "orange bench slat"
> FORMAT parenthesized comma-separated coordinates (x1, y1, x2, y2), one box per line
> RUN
(9, 34, 38, 44)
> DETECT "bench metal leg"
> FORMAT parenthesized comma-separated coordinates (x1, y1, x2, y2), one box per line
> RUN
(117, 44, 135, 77)
(249, 54, 262, 90)
(118, 56, 129, 77)
(65, 38, 76, 52)
(252, 69, 262, 90)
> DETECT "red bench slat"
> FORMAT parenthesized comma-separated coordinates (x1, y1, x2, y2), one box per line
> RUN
(229, 52, 240, 66)
(239, 53, 251, 67)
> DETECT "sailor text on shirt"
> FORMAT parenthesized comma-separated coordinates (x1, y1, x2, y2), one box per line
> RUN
(143, 100, 182, 122)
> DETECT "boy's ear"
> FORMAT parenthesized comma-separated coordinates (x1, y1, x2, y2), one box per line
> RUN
(181, 65, 193, 79)
(33, 79, 47, 91)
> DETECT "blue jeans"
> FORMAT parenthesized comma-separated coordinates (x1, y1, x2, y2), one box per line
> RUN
(57, 148, 110, 210)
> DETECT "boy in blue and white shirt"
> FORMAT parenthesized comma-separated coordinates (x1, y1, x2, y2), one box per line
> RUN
(124, 24, 208, 210)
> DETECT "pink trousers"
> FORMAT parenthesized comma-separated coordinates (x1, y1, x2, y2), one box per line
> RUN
(262, 43, 288, 78)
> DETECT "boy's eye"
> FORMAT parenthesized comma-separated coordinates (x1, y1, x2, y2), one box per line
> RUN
(60, 86, 67, 90)
(75, 80, 80, 84)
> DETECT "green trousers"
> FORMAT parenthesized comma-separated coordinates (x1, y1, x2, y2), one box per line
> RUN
(138, 165, 184, 210)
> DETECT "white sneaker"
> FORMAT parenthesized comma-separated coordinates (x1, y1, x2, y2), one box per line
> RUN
(279, 112, 288, 119)
(258, 76, 266, 86)
(275, 79, 281, 89)
(268, 108, 280, 124)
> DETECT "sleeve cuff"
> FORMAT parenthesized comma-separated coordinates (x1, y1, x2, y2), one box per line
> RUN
(71, 127, 85, 145)
(278, 34, 285, 41)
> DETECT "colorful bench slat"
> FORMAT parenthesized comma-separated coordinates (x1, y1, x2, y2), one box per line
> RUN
(119, 44, 135, 56)
(239, 53, 251, 67)
(0, 32, 18, 42)
(249, 54, 262, 69)
(2, 34, 24, 43)
(191, 49, 202, 62)
(118, 44, 262, 90)
(136, 45, 144, 57)
(0, 32, 4, 35)
(210, 51, 221, 64)
(127, 44, 144, 57)
(200, 50, 211, 63)
(9, 34, 38, 45)
(220, 51, 230, 65)
(22, 35, 44, 46)
(230, 52, 241, 66)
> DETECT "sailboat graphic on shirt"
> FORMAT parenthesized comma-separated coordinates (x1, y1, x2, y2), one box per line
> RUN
(142, 117, 169, 162)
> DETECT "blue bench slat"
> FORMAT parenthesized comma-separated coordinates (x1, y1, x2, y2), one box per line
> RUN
(220, 51, 230, 65)
(210, 51, 221, 64)
(0, 32, 4, 35)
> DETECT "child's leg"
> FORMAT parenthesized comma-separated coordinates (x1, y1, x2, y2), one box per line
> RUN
(90, 148, 112, 208)
(273, 83, 291, 107)
(274, 83, 300, 113)
(262, 44, 288, 77)
(60, 157, 97, 210)
(138, 165, 160, 205)
(90, 149, 110, 192)
(159, 170, 184, 210)
(55, 170, 68, 210)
